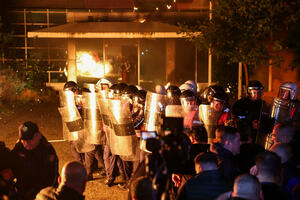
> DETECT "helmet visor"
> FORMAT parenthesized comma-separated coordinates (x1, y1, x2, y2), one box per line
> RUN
(278, 88, 291, 100)
(248, 89, 263, 100)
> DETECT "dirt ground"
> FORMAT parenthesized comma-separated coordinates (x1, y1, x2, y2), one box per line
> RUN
(0, 99, 128, 200)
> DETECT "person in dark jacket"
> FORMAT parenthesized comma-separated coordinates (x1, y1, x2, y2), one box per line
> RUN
(12, 121, 59, 200)
(177, 152, 231, 200)
(255, 151, 290, 200)
(35, 161, 87, 200)
(211, 126, 241, 184)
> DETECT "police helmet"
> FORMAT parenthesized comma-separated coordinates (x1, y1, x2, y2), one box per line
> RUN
(180, 90, 195, 101)
(247, 80, 263, 91)
(96, 78, 114, 90)
(63, 81, 79, 93)
(278, 82, 298, 100)
(179, 83, 194, 93)
(134, 90, 147, 105)
(200, 85, 226, 103)
(122, 85, 138, 99)
(166, 85, 181, 98)
(185, 80, 198, 94)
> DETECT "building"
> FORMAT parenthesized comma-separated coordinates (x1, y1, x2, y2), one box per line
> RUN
(3, 0, 212, 90)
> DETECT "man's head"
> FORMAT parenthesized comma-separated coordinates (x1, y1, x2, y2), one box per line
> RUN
(232, 174, 262, 200)
(220, 126, 241, 155)
(271, 143, 292, 164)
(19, 121, 41, 150)
(194, 152, 218, 174)
(256, 151, 282, 184)
(272, 123, 295, 145)
(59, 161, 87, 194)
(247, 80, 263, 101)
(187, 126, 208, 144)
(130, 176, 154, 200)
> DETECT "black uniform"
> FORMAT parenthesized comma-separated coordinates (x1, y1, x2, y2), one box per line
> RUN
(232, 97, 271, 144)
(12, 136, 59, 200)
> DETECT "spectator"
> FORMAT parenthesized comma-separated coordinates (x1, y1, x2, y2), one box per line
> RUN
(211, 126, 241, 184)
(12, 121, 59, 200)
(272, 124, 295, 145)
(186, 126, 210, 173)
(36, 161, 87, 200)
(236, 121, 265, 174)
(0, 141, 18, 200)
(177, 152, 231, 200)
(231, 174, 262, 200)
(130, 176, 154, 200)
(255, 151, 289, 200)
(172, 126, 210, 194)
(271, 143, 300, 192)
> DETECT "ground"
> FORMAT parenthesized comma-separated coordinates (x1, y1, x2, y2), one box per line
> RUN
(0, 99, 128, 200)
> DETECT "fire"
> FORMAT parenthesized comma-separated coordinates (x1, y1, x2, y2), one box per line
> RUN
(76, 52, 111, 78)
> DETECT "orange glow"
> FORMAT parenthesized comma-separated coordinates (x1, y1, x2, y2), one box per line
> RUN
(76, 52, 111, 78)
(146, 95, 158, 131)
(65, 91, 78, 140)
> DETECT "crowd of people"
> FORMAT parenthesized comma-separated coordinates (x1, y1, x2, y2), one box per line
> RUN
(0, 78, 300, 200)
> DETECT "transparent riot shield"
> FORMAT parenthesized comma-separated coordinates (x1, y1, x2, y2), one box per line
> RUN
(271, 97, 292, 125)
(144, 92, 166, 132)
(58, 91, 83, 141)
(58, 90, 94, 153)
(97, 97, 111, 127)
(165, 105, 184, 118)
(107, 99, 138, 160)
(82, 91, 105, 144)
(199, 104, 222, 144)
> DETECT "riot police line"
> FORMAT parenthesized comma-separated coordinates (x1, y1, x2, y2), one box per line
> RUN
(59, 79, 300, 199)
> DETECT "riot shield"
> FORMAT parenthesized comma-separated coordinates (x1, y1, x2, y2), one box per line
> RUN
(97, 97, 111, 127)
(199, 104, 222, 143)
(144, 92, 166, 132)
(58, 91, 84, 141)
(82, 91, 105, 144)
(107, 99, 139, 160)
(165, 105, 184, 118)
(271, 97, 292, 125)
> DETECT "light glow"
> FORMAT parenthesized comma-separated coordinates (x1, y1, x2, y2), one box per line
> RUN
(76, 52, 111, 78)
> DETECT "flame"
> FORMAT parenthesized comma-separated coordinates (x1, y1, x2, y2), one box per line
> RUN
(76, 52, 111, 78)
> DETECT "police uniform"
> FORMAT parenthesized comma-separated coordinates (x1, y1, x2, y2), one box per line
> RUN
(12, 122, 59, 200)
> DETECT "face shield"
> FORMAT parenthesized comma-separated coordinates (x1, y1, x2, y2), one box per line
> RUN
(180, 97, 197, 112)
(278, 88, 291, 100)
(248, 89, 263, 101)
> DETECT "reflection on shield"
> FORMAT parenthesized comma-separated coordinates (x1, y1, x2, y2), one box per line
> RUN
(165, 105, 184, 118)
(271, 98, 292, 125)
(58, 91, 84, 141)
(83, 91, 105, 144)
(199, 104, 222, 143)
(144, 92, 166, 132)
(107, 99, 138, 159)
(97, 97, 111, 126)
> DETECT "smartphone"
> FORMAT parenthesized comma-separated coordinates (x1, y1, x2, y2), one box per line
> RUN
(141, 131, 156, 140)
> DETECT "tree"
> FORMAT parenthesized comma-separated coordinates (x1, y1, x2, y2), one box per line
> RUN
(180, 0, 300, 86)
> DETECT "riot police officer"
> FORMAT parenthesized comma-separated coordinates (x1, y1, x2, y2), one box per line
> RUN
(166, 85, 181, 105)
(102, 83, 130, 187)
(180, 90, 200, 129)
(232, 80, 270, 144)
(265, 82, 300, 149)
(62, 81, 85, 164)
